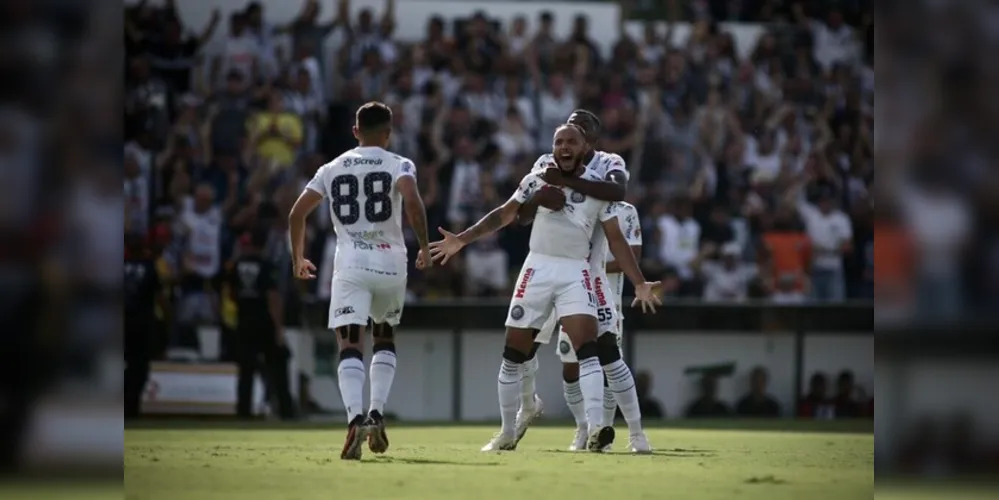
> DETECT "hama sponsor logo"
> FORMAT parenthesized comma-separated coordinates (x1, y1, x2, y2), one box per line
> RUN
(510, 305, 525, 320)
(354, 240, 392, 251)
(334, 306, 355, 317)
(514, 268, 534, 299)
(594, 276, 607, 307)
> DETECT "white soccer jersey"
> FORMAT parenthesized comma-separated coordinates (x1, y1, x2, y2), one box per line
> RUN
(305, 146, 415, 270)
(511, 167, 615, 260)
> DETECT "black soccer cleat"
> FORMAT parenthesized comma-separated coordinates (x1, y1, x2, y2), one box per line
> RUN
(340, 414, 368, 460)
(587, 426, 615, 453)
(365, 410, 390, 454)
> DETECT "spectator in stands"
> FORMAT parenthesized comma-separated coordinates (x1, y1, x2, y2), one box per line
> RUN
(685, 375, 730, 418)
(798, 371, 834, 419)
(657, 195, 702, 296)
(693, 241, 758, 303)
(248, 92, 303, 168)
(832, 369, 863, 418)
(735, 366, 781, 417)
(762, 208, 811, 301)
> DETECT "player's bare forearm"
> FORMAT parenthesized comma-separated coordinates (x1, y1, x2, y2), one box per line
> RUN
(288, 189, 322, 260)
(603, 221, 646, 286)
(517, 193, 542, 225)
(458, 201, 518, 244)
(562, 176, 625, 202)
(404, 195, 431, 251)
(605, 245, 641, 274)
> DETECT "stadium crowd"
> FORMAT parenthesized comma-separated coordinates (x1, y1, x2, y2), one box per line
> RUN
(124, 0, 875, 352)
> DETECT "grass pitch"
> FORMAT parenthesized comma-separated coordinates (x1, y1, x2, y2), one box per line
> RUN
(126, 421, 873, 500)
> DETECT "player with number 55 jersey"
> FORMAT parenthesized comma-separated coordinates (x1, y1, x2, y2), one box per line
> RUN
(289, 102, 432, 461)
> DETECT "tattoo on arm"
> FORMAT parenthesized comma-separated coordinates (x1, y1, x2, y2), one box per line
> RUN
(459, 207, 507, 243)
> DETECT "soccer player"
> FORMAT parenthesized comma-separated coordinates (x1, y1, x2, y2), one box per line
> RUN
(515, 111, 650, 453)
(288, 101, 432, 460)
(428, 124, 661, 452)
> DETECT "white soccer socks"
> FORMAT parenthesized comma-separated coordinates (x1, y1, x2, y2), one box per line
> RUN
(603, 359, 643, 434)
(369, 344, 397, 415)
(337, 349, 366, 423)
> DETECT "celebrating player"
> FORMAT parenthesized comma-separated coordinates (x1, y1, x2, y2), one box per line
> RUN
(513, 111, 651, 453)
(288, 102, 432, 460)
(428, 124, 661, 452)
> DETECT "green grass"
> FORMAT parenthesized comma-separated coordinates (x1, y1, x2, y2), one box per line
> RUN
(126, 423, 873, 500)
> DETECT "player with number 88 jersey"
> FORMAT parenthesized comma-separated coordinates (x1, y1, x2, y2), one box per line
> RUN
(290, 102, 433, 461)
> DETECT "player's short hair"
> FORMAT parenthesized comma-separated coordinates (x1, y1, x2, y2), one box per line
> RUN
(567, 109, 602, 140)
(556, 123, 585, 137)
(355, 101, 393, 133)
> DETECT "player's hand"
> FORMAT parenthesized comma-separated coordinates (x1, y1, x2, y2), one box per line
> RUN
(631, 281, 663, 314)
(539, 166, 565, 186)
(429, 227, 465, 265)
(416, 247, 432, 270)
(535, 186, 566, 211)
(294, 258, 317, 280)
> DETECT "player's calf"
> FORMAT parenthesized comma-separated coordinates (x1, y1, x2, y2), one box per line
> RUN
(368, 322, 396, 453)
(484, 329, 534, 451)
(335, 325, 367, 425)
(560, 314, 613, 448)
(597, 332, 647, 442)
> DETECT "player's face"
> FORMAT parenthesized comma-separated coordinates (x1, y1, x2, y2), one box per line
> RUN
(552, 127, 585, 172)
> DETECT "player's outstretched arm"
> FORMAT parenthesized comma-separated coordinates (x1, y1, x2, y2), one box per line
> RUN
(288, 188, 323, 279)
(397, 175, 432, 269)
(430, 198, 521, 264)
(546, 169, 627, 202)
(605, 244, 641, 274)
(601, 216, 662, 313)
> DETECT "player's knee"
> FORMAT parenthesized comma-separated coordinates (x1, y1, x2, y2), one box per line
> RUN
(336, 324, 363, 344)
(575, 340, 599, 361)
(339, 347, 363, 362)
(372, 323, 395, 346)
(562, 362, 579, 383)
(597, 334, 622, 365)
(528, 341, 542, 360)
(502, 345, 529, 364)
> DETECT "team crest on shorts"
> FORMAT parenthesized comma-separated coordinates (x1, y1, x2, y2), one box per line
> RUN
(559, 340, 571, 355)
(571, 192, 585, 203)
(511, 305, 525, 320)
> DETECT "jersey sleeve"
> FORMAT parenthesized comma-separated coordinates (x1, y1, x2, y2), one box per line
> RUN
(602, 153, 628, 179)
(620, 204, 643, 246)
(531, 154, 554, 174)
(396, 157, 416, 181)
(598, 201, 619, 223)
(511, 173, 544, 204)
(305, 164, 329, 197)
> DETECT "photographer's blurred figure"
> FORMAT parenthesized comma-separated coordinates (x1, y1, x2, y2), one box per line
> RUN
(229, 229, 295, 419)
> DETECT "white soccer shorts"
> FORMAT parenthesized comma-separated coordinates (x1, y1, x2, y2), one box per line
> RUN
(328, 267, 407, 329)
(504, 253, 598, 331)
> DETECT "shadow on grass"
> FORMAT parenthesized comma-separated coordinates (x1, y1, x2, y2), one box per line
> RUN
(541, 448, 717, 458)
(370, 456, 500, 467)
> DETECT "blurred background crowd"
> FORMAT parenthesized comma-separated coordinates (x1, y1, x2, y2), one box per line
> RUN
(123, 0, 878, 345)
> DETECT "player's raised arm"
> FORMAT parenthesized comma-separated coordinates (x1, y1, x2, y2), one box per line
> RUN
(396, 161, 432, 269)
(600, 207, 662, 313)
(430, 173, 540, 264)
(288, 167, 327, 280)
